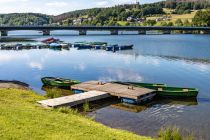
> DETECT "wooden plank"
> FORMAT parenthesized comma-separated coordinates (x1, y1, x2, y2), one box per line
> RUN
(37, 90, 110, 108)
(72, 81, 155, 100)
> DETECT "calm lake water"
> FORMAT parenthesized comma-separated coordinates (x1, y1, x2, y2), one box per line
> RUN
(1, 31, 210, 139)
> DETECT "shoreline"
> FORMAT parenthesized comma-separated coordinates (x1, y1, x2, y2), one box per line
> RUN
(0, 80, 30, 90)
(0, 85, 152, 140)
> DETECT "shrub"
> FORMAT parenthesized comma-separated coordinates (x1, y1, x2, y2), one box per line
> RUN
(57, 107, 78, 115)
(83, 101, 90, 112)
(45, 88, 62, 99)
(158, 127, 194, 140)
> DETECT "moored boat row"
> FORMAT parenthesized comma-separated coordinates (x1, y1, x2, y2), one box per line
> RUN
(72, 41, 133, 51)
(1, 38, 133, 52)
(0, 38, 71, 51)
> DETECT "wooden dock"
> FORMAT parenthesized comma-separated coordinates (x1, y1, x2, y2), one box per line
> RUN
(71, 81, 156, 102)
(38, 90, 110, 108)
(38, 81, 156, 108)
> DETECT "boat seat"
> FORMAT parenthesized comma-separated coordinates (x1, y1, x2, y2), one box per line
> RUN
(183, 89, 189, 92)
(158, 88, 163, 91)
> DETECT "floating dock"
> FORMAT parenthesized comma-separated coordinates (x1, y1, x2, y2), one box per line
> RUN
(71, 81, 156, 102)
(38, 81, 156, 108)
(38, 90, 110, 108)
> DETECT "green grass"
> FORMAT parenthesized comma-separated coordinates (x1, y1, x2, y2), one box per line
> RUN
(45, 88, 62, 99)
(83, 101, 90, 112)
(146, 10, 197, 24)
(117, 21, 128, 26)
(0, 89, 152, 140)
(158, 127, 194, 140)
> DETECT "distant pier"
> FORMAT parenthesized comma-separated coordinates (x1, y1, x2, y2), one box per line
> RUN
(1, 26, 210, 36)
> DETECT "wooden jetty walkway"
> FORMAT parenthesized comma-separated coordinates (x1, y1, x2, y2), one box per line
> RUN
(38, 81, 156, 108)
(38, 90, 110, 108)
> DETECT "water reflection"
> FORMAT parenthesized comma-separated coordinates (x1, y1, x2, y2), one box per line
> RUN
(111, 103, 147, 113)
(99, 68, 144, 82)
(42, 86, 74, 96)
(1, 34, 210, 139)
(110, 98, 198, 113)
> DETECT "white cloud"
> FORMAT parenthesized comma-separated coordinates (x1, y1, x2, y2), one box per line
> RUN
(95, 1, 109, 6)
(29, 62, 43, 70)
(0, 0, 28, 3)
(99, 68, 143, 82)
(46, 2, 68, 7)
(0, 0, 162, 15)
(74, 63, 86, 71)
(0, 52, 29, 62)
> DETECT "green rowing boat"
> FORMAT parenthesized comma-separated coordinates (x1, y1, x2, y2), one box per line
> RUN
(41, 77, 80, 87)
(113, 81, 166, 89)
(156, 87, 199, 97)
(126, 82, 166, 89)
(113, 81, 198, 97)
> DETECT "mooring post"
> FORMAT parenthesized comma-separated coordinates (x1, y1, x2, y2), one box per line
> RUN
(162, 30, 171, 34)
(110, 30, 118, 35)
(42, 30, 50, 36)
(79, 30, 87, 35)
(138, 30, 146, 35)
(200, 30, 210, 34)
(0, 30, 8, 36)
(183, 30, 193, 34)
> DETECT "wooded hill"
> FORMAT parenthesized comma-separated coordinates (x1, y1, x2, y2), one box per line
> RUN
(0, 13, 52, 26)
(0, 0, 209, 26)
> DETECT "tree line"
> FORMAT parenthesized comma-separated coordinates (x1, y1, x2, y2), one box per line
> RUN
(0, 1, 209, 27)
(0, 13, 52, 26)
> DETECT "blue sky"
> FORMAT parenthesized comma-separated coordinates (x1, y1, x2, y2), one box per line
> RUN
(0, 0, 162, 15)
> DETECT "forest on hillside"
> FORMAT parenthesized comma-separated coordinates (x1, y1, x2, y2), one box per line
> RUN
(0, 0, 210, 27)
(0, 13, 52, 26)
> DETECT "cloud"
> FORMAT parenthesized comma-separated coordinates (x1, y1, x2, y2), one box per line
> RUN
(95, 1, 109, 6)
(0, 52, 29, 62)
(0, 0, 162, 15)
(0, 0, 28, 3)
(74, 63, 86, 71)
(46, 2, 68, 7)
(99, 68, 143, 82)
(29, 62, 43, 70)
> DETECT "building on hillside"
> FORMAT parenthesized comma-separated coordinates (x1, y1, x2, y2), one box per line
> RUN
(135, 0, 140, 9)
(127, 17, 134, 22)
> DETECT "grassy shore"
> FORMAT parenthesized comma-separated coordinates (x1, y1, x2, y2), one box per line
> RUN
(0, 88, 152, 140)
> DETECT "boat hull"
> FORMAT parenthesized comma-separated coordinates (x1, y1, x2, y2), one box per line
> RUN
(41, 77, 80, 87)
(114, 82, 198, 98)
(156, 90, 198, 97)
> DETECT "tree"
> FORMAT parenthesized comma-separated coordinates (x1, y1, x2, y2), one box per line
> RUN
(146, 20, 156, 26)
(175, 19, 183, 26)
(193, 10, 210, 26)
(183, 19, 191, 26)
(167, 22, 174, 26)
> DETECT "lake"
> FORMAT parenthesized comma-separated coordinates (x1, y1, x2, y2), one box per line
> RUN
(1, 31, 210, 139)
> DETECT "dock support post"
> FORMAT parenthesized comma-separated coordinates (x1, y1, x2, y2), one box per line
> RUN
(110, 30, 118, 35)
(43, 30, 50, 36)
(162, 30, 171, 34)
(138, 30, 146, 35)
(1, 30, 8, 36)
(200, 30, 210, 34)
(79, 30, 87, 35)
(183, 31, 193, 34)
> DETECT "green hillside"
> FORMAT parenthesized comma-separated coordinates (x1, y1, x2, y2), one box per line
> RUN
(0, 13, 52, 26)
(0, 0, 210, 26)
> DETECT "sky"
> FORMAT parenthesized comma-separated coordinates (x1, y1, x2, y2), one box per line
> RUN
(0, 0, 162, 15)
